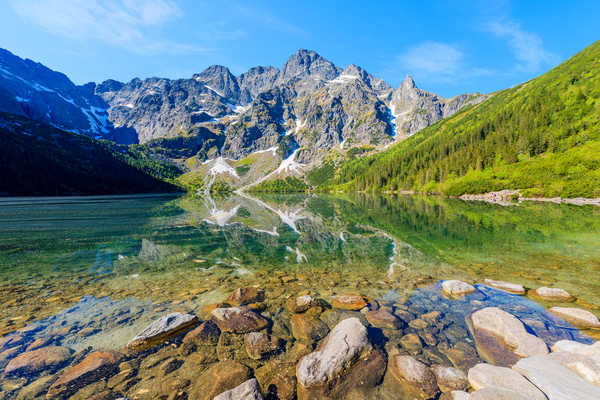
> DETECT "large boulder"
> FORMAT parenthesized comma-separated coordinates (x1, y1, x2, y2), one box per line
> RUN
(466, 307, 548, 366)
(513, 355, 600, 399)
(126, 313, 198, 351)
(440, 391, 471, 400)
(467, 363, 546, 400)
(4, 346, 72, 377)
(213, 378, 263, 400)
(470, 387, 529, 400)
(548, 307, 600, 329)
(442, 280, 476, 298)
(387, 355, 439, 399)
(211, 307, 269, 333)
(296, 317, 385, 399)
(47, 351, 122, 398)
(483, 279, 525, 295)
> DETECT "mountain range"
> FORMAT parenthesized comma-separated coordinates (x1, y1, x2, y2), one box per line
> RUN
(0, 48, 483, 167)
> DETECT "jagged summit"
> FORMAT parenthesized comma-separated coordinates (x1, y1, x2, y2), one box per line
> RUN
(278, 48, 341, 83)
(401, 74, 417, 89)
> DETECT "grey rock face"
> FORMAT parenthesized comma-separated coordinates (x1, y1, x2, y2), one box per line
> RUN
(0, 48, 111, 137)
(238, 66, 279, 105)
(192, 65, 240, 101)
(277, 49, 342, 84)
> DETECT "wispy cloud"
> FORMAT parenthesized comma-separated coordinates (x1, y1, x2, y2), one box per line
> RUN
(486, 20, 559, 73)
(393, 41, 491, 85)
(11, 0, 208, 54)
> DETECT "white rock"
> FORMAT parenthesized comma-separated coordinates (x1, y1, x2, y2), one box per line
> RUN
(549, 307, 600, 329)
(513, 355, 600, 399)
(296, 317, 371, 387)
(442, 280, 476, 297)
(534, 287, 572, 301)
(213, 378, 263, 400)
(551, 340, 600, 362)
(440, 391, 471, 400)
(483, 279, 525, 295)
(549, 351, 600, 386)
(470, 307, 548, 359)
(470, 387, 529, 400)
(467, 363, 546, 400)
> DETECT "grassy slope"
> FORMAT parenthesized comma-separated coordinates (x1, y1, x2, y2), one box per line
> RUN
(326, 41, 600, 198)
(0, 112, 182, 196)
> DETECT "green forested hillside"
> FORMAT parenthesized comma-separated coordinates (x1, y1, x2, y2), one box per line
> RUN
(0, 113, 182, 196)
(326, 41, 600, 198)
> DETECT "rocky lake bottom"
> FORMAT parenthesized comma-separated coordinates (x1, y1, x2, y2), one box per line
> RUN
(0, 193, 599, 399)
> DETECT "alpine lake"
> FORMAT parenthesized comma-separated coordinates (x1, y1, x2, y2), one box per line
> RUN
(0, 193, 599, 399)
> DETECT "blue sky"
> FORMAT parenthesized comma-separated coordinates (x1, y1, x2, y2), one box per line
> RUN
(1, 0, 598, 97)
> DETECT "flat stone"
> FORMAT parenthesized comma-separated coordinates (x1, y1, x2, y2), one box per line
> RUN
(548, 351, 600, 386)
(211, 307, 269, 333)
(286, 295, 314, 313)
(466, 307, 548, 366)
(47, 351, 122, 398)
(365, 308, 404, 329)
(513, 355, 600, 399)
(4, 346, 72, 376)
(297, 318, 370, 387)
(533, 287, 572, 301)
(483, 279, 525, 295)
(244, 332, 283, 360)
(213, 378, 263, 400)
(549, 307, 600, 329)
(551, 340, 600, 361)
(290, 313, 329, 342)
(227, 287, 264, 307)
(127, 313, 198, 351)
(190, 360, 252, 400)
(442, 280, 476, 298)
(467, 363, 546, 400)
(388, 355, 439, 399)
(432, 365, 468, 392)
(440, 391, 471, 400)
(470, 387, 529, 400)
(331, 295, 367, 310)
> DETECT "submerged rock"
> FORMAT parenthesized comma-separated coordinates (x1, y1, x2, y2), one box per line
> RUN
(4, 346, 72, 377)
(126, 313, 198, 351)
(213, 378, 263, 400)
(365, 308, 404, 329)
(388, 355, 439, 399)
(211, 307, 269, 333)
(533, 287, 572, 301)
(182, 320, 220, 348)
(549, 307, 600, 329)
(227, 287, 265, 307)
(513, 355, 600, 399)
(255, 361, 297, 400)
(467, 363, 546, 400)
(296, 317, 385, 399)
(466, 307, 548, 366)
(189, 360, 252, 400)
(442, 280, 476, 298)
(47, 351, 122, 398)
(290, 313, 329, 342)
(286, 295, 314, 313)
(483, 279, 525, 295)
(331, 295, 367, 310)
(432, 365, 468, 392)
(244, 332, 283, 360)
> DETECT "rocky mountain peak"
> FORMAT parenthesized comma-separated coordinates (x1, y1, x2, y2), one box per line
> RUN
(237, 65, 280, 105)
(401, 74, 417, 90)
(278, 49, 341, 83)
(192, 65, 239, 100)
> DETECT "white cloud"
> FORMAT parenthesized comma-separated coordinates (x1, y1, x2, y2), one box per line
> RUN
(394, 42, 492, 85)
(486, 20, 559, 72)
(11, 0, 206, 54)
